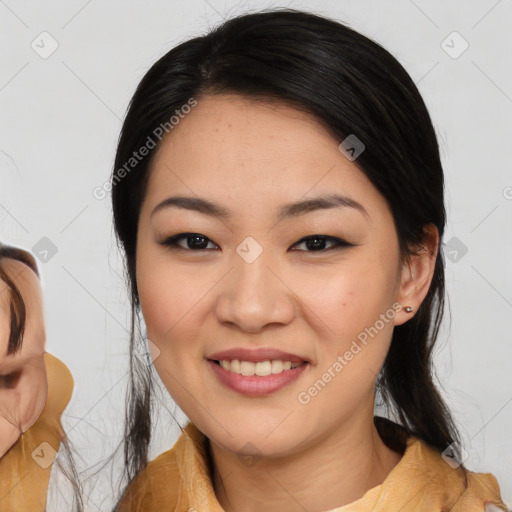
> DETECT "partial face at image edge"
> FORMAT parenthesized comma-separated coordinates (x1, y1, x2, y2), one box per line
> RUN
(0, 251, 48, 458)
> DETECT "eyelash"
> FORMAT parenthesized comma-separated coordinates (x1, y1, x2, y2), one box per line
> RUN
(159, 233, 353, 253)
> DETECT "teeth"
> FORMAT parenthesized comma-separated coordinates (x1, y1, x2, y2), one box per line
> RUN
(230, 360, 240, 373)
(241, 361, 255, 376)
(271, 360, 283, 374)
(218, 359, 302, 376)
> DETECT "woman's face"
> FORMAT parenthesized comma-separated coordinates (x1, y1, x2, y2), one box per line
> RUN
(0, 258, 47, 458)
(136, 94, 432, 457)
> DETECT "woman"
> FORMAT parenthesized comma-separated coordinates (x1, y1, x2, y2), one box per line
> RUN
(0, 244, 81, 511)
(110, 8, 508, 511)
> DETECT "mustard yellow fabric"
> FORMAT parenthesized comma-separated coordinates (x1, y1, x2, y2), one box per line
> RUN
(0, 353, 73, 511)
(116, 417, 509, 512)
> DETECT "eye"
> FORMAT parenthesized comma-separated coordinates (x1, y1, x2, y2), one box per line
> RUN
(160, 233, 353, 253)
(160, 233, 219, 251)
(290, 235, 353, 253)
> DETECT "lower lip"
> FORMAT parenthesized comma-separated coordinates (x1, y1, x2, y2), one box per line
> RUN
(207, 360, 309, 396)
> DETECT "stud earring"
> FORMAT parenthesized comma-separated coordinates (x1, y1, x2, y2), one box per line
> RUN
(403, 306, 414, 313)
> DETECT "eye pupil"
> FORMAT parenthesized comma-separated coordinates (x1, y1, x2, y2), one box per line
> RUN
(188, 234, 208, 249)
(306, 236, 327, 251)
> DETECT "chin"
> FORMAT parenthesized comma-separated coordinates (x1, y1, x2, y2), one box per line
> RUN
(204, 416, 308, 458)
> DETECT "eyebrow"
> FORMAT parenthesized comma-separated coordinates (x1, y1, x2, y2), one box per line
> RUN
(150, 193, 369, 222)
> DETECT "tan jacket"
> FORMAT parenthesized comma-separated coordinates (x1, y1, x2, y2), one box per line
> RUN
(116, 418, 509, 512)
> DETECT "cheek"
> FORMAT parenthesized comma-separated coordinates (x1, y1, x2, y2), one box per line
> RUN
(136, 246, 220, 341)
(293, 258, 397, 397)
(137, 247, 178, 336)
(295, 259, 397, 334)
(138, 265, 206, 340)
(136, 255, 221, 409)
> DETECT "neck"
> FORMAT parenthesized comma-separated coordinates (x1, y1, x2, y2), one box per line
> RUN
(209, 412, 403, 512)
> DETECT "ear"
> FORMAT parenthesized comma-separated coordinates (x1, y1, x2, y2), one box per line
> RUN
(394, 223, 439, 326)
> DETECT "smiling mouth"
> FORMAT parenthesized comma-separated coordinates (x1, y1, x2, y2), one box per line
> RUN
(210, 359, 308, 377)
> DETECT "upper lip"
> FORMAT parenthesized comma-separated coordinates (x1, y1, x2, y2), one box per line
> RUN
(207, 348, 309, 364)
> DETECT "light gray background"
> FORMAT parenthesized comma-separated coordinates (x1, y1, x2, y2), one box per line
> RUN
(1, 0, 511, 509)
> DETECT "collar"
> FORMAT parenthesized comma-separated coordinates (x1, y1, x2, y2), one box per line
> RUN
(171, 418, 506, 512)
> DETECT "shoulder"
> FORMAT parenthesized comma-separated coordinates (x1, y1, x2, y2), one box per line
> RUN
(409, 437, 509, 511)
(39, 352, 74, 427)
(115, 422, 203, 511)
(115, 448, 180, 511)
(452, 471, 510, 512)
(374, 418, 509, 511)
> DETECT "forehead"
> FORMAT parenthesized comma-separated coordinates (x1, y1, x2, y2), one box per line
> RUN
(144, 94, 387, 219)
(153, 94, 341, 178)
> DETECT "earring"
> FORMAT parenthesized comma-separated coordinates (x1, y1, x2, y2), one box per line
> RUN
(403, 306, 414, 313)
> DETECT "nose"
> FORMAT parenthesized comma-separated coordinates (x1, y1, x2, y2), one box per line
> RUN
(214, 249, 296, 334)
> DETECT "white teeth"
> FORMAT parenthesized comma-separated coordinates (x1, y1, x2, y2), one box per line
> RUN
(271, 360, 283, 374)
(255, 361, 272, 376)
(231, 359, 241, 374)
(240, 361, 255, 376)
(217, 359, 302, 376)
